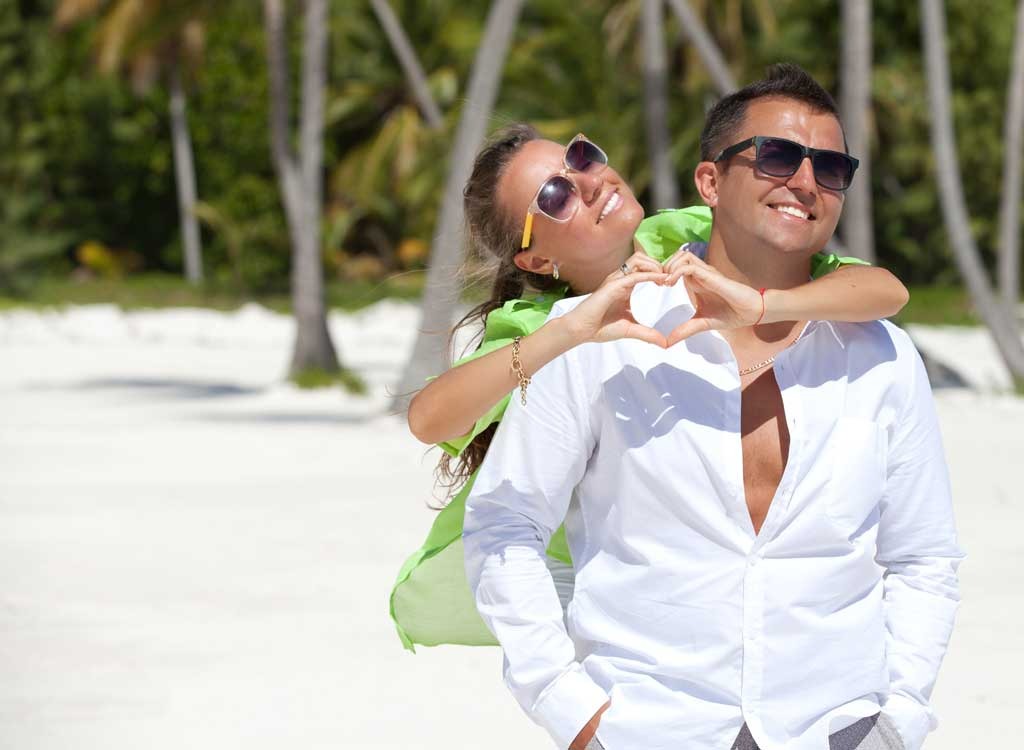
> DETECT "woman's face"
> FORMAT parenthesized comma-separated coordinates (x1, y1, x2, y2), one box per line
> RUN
(497, 139, 644, 292)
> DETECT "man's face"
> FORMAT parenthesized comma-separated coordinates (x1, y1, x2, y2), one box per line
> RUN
(711, 97, 847, 258)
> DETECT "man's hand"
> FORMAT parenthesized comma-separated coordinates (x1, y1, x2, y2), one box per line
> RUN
(568, 700, 611, 750)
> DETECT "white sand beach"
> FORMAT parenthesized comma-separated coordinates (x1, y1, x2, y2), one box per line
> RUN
(0, 302, 1020, 749)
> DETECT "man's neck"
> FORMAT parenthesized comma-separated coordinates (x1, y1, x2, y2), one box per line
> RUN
(704, 229, 816, 345)
(704, 231, 813, 292)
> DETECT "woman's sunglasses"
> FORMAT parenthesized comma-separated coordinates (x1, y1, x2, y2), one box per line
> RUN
(712, 136, 859, 192)
(520, 134, 608, 249)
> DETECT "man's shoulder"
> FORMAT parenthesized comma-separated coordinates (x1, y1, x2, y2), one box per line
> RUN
(830, 318, 914, 353)
(827, 319, 923, 382)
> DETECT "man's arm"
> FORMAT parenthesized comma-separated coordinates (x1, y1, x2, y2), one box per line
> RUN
(876, 335, 965, 750)
(463, 316, 609, 750)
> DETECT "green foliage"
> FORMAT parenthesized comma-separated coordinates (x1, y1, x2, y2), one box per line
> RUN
(291, 366, 368, 395)
(0, 272, 424, 313)
(0, 0, 1020, 299)
(894, 285, 980, 327)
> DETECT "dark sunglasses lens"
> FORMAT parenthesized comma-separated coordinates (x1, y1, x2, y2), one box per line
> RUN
(566, 139, 607, 173)
(756, 138, 803, 177)
(812, 151, 855, 190)
(536, 176, 577, 220)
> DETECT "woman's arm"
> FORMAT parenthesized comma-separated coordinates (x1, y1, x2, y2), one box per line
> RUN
(408, 267, 669, 446)
(662, 250, 909, 344)
(763, 264, 909, 324)
(407, 315, 581, 446)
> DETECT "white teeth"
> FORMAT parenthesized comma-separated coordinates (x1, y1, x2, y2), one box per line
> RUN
(775, 205, 810, 220)
(599, 192, 621, 221)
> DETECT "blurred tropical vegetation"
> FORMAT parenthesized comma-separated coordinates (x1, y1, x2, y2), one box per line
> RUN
(0, 0, 1020, 308)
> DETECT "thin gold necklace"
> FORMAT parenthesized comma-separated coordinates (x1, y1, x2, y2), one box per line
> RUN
(737, 333, 802, 377)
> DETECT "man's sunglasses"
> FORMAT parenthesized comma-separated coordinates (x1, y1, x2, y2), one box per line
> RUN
(520, 133, 608, 249)
(712, 136, 859, 192)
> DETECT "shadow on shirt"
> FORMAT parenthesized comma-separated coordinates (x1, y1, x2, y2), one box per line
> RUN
(599, 323, 898, 451)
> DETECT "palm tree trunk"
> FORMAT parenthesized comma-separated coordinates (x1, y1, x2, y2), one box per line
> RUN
(641, 0, 679, 209)
(370, 0, 444, 130)
(168, 64, 203, 284)
(264, 0, 339, 376)
(920, 0, 1024, 383)
(392, 0, 526, 410)
(998, 0, 1024, 311)
(664, 0, 736, 95)
(838, 0, 875, 263)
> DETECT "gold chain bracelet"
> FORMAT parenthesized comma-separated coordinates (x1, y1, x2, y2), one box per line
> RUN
(511, 336, 531, 406)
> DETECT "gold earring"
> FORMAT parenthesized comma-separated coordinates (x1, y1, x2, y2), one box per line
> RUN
(552, 263, 559, 281)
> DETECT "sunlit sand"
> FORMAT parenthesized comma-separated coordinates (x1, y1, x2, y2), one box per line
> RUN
(0, 302, 1019, 749)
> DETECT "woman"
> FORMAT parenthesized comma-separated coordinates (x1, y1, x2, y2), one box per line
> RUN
(390, 124, 908, 651)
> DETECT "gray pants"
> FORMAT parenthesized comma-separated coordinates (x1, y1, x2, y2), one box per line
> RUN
(731, 713, 904, 750)
(584, 713, 904, 750)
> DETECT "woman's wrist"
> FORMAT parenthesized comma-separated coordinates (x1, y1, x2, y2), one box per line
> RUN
(555, 312, 596, 347)
(759, 288, 791, 325)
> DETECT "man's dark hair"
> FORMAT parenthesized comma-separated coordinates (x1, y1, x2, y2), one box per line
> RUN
(699, 63, 846, 161)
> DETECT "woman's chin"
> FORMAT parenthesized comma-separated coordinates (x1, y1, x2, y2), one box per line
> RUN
(611, 199, 645, 235)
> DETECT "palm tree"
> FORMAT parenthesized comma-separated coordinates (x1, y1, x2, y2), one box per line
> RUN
(641, 0, 678, 209)
(998, 0, 1024, 311)
(369, 0, 443, 130)
(664, 0, 736, 95)
(838, 0, 875, 263)
(54, 0, 206, 284)
(920, 0, 1024, 384)
(263, 0, 339, 376)
(392, 0, 527, 409)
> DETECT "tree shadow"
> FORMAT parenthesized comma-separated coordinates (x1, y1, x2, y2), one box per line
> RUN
(192, 411, 378, 425)
(30, 376, 264, 400)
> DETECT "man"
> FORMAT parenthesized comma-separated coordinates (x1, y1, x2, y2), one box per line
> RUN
(463, 64, 962, 750)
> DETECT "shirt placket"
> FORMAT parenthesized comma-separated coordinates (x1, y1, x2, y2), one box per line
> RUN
(740, 335, 807, 735)
(741, 547, 766, 722)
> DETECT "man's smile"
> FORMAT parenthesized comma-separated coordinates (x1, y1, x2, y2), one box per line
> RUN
(768, 202, 815, 221)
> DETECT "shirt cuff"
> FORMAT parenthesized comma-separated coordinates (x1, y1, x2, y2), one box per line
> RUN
(531, 663, 610, 749)
(882, 693, 935, 750)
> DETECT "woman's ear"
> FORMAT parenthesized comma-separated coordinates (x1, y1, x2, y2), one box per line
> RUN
(694, 161, 719, 207)
(513, 248, 554, 276)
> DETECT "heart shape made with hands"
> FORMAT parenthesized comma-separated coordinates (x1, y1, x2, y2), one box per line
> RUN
(628, 276, 697, 339)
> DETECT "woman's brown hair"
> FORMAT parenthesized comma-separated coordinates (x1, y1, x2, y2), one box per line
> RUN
(436, 123, 566, 494)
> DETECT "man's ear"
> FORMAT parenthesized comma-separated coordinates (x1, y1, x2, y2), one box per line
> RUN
(513, 248, 554, 276)
(694, 161, 720, 207)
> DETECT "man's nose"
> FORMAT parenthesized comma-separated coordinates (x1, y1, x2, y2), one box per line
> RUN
(785, 156, 818, 196)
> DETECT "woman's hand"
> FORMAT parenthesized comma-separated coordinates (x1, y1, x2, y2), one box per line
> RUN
(661, 248, 763, 346)
(563, 258, 670, 348)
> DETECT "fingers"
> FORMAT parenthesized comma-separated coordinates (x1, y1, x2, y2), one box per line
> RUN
(661, 243, 692, 273)
(628, 253, 663, 274)
(663, 244, 717, 275)
(665, 262, 711, 289)
(666, 316, 712, 347)
(621, 315, 668, 348)
(599, 268, 669, 292)
(615, 250, 662, 277)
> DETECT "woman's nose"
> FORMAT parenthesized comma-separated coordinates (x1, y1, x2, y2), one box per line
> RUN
(575, 170, 604, 204)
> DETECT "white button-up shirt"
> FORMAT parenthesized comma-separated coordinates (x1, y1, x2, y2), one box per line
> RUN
(463, 279, 963, 750)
